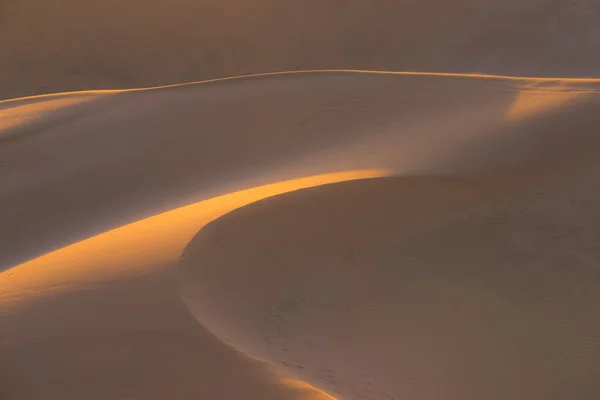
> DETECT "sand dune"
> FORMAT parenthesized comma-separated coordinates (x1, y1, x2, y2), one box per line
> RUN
(2, 70, 600, 399)
(4, 1, 600, 100)
(3, 71, 600, 268)
(182, 169, 600, 399)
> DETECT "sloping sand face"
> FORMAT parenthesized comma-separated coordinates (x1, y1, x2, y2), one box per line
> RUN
(181, 166, 600, 400)
(2, 71, 600, 399)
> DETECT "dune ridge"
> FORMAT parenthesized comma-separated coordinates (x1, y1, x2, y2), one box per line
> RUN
(4, 0, 600, 100)
(4, 69, 600, 107)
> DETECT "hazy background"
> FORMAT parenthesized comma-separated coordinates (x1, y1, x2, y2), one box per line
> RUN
(2, 0, 600, 99)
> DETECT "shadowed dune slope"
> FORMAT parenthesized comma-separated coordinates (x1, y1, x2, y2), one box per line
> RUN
(3, 0, 600, 99)
(1, 270, 336, 400)
(181, 163, 600, 400)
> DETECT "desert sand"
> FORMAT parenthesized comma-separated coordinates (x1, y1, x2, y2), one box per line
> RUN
(3, 0, 600, 100)
(2, 2, 600, 400)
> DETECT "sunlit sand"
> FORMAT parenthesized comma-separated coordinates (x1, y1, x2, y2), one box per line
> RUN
(1, 169, 387, 306)
(3, 70, 600, 399)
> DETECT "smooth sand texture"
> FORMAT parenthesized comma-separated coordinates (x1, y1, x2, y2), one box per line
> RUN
(2, 70, 600, 399)
(4, 1, 600, 99)
(181, 170, 600, 400)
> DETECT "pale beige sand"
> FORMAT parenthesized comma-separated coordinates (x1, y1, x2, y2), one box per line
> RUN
(4, 0, 600, 100)
(2, 71, 600, 399)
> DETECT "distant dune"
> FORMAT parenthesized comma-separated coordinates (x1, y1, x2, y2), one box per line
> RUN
(3, 1, 600, 99)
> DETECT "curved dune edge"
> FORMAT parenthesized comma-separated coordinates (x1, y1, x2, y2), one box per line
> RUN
(1, 171, 387, 400)
(2, 69, 599, 145)
(0, 169, 387, 305)
(3, 69, 600, 105)
(282, 379, 337, 400)
(180, 166, 600, 400)
(4, 68, 592, 141)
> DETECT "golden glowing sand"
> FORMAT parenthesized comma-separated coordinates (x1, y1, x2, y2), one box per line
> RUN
(506, 83, 593, 121)
(1, 169, 387, 306)
(0, 94, 105, 132)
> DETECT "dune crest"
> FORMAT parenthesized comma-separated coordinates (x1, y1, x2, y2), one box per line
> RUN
(1, 169, 384, 400)
(1, 169, 387, 306)
(4, 0, 600, 100)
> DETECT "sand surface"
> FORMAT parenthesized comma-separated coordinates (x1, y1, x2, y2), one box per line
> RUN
(2, 70, 600, 399)
(3, 3, 600, 399)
